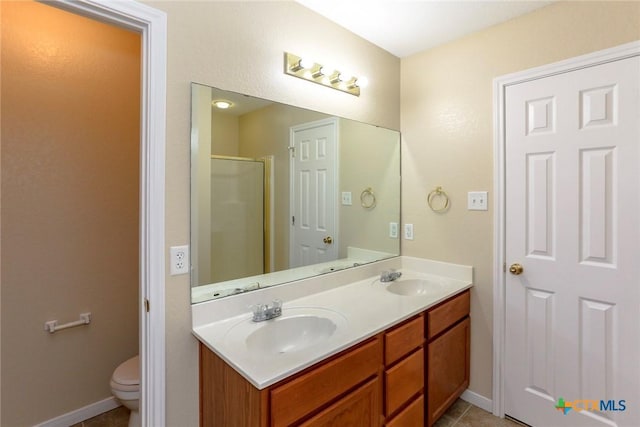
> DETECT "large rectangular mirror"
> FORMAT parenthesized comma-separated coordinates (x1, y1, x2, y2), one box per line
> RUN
(191, 83, 400, 303)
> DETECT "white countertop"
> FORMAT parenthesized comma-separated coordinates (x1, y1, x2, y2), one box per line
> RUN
(192, 256, 472, 389)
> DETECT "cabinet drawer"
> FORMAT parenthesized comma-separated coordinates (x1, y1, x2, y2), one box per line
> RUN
(385, 394, 424, 427)
(300, 377, 381, 427)
(271, 337, 382, 427)
(385, 315, 424, 365)
(385, 348, 424, 416)
(427, 290, 470, 339)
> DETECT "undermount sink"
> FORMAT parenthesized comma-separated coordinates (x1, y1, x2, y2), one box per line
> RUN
(225, 308, 347, 355)
(385, 278, 446, 297)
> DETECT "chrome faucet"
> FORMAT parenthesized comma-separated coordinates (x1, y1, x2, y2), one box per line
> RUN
(251, 299, 283, 322)
(380, 270, 402, 282)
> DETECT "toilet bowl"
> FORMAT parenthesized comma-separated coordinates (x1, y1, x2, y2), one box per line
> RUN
(110, 355, 140, 427)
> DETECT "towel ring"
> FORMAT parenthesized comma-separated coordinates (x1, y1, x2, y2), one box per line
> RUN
(427, 186, 450, 212)
(360, 187, 376, 209)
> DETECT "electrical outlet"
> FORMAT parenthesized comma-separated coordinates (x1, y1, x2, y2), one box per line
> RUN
(341, 191, 352, 205)
(404, 223, 414, 240)
(170, 245, 189, 275)
(389, 222, 398, 238)
(468, 191, 488, 211)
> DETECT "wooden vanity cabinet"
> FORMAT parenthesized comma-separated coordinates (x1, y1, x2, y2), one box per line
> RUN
(200, 336, 383, 427)
(199, 288, 470, 427)
(425, 290, 471, 427)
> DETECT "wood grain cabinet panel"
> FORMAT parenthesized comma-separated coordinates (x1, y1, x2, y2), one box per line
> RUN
(270, 337, 382, 427)
(384, 348, 424, 417)
(384, 315, 424, 365)
(427, 290, 470, 339)
(385, 394, 424, 427)
(427, 317, 470, 426)
(300, 377, 381, 427)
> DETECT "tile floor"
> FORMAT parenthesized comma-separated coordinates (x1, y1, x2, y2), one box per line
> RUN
(435, 398, 526, 427)
(74, 398, 524, 426)
(69, 406, 129, 427)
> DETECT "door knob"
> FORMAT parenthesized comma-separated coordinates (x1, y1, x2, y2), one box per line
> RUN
(323, 236, 333, 244)
(509, 263, 524, 275)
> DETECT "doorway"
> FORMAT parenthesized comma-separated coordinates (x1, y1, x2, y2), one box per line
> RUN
(289, 118, 339, 268)
(0, 0, 166, 425)
(494, 42, 640, 426)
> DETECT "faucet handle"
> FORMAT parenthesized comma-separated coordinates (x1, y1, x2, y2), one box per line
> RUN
(272, 299, 282, 315)
(251, 304, 265, 320)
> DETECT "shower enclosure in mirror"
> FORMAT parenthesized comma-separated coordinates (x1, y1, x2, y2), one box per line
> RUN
(191, 83, 401, 303)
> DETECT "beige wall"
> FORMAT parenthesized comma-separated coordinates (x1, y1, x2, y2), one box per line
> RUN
(339, 120, 400, 258)
(0, 2, 140, 425)
(211, 111, 240, 157)
(401, 1, 640, 400)
(143, 1, 400, 425)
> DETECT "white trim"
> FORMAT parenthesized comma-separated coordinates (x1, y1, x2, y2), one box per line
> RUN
(51, 1, 167, 426)
(460, 389, 492, 414)
(33, 397, 121, 427)
(492, 40, 640, 418)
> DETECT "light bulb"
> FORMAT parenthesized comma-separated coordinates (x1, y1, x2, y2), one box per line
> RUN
(299, 57, 314, 69)
(356, 76, 369, 88)
(212, 100, 232, 109)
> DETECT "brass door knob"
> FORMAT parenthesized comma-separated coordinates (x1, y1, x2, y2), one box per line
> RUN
(509, 263, 524, 275)
(323, 236, 333, 244)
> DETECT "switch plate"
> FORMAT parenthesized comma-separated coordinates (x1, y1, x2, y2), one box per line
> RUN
(341, 191, 352, 206)
(404, 223, 414, 240)
(170, 245, 189, 275)
(468, 191, 488, 211)
(389, 222, 398, 238)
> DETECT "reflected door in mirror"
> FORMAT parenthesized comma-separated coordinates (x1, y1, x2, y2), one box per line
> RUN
(290, 118, 338, 268)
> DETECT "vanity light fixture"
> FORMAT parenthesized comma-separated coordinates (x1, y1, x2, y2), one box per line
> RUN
(284, 52, 365, 96)
(212, 99, 232, 109)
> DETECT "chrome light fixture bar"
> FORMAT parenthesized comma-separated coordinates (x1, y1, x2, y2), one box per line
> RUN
(284, 52, 363, 97)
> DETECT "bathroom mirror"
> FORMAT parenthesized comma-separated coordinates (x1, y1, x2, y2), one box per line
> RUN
(191, 83, 400, 303)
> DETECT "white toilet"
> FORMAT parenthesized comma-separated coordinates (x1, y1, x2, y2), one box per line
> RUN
(110, 355, 140, 427)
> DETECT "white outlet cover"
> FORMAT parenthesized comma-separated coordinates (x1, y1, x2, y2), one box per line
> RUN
(404, 223, 414, 240)
(389, 222, 398, 238)
(170, 245, 190, 275)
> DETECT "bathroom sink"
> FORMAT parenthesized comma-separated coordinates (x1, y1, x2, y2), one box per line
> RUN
(225, 308, 347, 355)
(385, 278, 446, 297)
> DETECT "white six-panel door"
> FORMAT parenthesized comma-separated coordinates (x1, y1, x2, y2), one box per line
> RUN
(290, 118, 338, 268)
(504, 56, 640, 426)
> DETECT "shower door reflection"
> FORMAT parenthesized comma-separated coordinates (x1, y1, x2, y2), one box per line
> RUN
(210, 156, 268, 283)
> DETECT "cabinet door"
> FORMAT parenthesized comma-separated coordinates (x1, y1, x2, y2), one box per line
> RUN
(300, 377, 381, 427)
(427, 317, 470, 427)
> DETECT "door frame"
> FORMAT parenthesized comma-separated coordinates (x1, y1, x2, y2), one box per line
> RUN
(289, 117, 339, 267)
(52, 1, 167, 425)
(492, 40, 640, 418)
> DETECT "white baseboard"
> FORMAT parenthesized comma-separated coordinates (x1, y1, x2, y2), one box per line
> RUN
(460, 389, 493, 413)
(33, 397, 121, 427)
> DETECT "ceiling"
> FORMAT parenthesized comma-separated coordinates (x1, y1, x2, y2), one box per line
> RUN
(296, 0, 552, 58)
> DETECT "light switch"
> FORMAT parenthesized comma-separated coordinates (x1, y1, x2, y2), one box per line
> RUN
(468, 191, 488, 211)
(341, 191, 352, 205)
